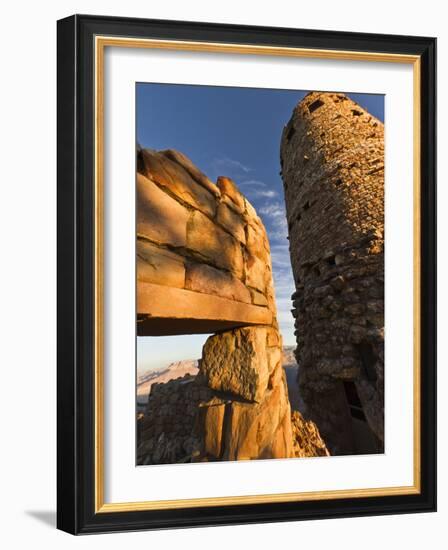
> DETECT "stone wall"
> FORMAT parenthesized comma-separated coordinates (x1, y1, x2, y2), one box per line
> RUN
(136, 147, 328, 462)
(137, 365, 328, 465)
(138, 348, 294, 464)
(280, 92, 384, 455)
(137, 148, 275, 336)
(137, 374, 208, 465)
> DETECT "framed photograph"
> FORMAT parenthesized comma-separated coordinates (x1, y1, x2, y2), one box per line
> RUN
(57, 14, 436, 534)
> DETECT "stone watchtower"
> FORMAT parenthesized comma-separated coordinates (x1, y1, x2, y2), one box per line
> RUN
(280, 92, 385, 455)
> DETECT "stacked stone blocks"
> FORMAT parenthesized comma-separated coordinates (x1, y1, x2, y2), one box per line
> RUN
(136, 148, 306, 462)
(137, 148, 275, 335)
(280, 92, 384, 455)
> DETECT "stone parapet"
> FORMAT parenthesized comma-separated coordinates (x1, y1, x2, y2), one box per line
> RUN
(136, 149, 273, 336)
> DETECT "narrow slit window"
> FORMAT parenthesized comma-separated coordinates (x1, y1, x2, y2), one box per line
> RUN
(308, 99, 324, 113)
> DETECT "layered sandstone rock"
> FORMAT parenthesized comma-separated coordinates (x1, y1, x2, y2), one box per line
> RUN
(280, 92, 384, 455)
(199, 327, 278, 403)
(137, 367, 328, 464)
(136, 148, 275, 336)
(136, 147, 328, 463)
(195, 326, 292, 461)
(291, 411, 330, 458)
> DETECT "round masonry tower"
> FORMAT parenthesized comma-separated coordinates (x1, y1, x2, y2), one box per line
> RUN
(280, 92, 385, 455)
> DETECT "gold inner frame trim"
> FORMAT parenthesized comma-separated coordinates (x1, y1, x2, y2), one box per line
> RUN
(94, 35, 421, 514)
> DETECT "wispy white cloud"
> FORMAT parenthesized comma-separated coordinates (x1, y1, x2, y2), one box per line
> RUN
(271, 244, 292, 269)
(238, 179, 278, 199)
(239, 179, 267, 188)
(258, 201, 289, 243)
(270, 229, 288, 241)
(271, 254, 292, 269)
(270, 243, 290, 253)
(246, 189, 278, 199)
(273, 271, 295, 297)
(259, 202, 286, 219)
(212, 157, 252, 175)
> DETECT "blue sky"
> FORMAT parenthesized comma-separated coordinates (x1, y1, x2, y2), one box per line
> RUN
(136, 83, 384, 372)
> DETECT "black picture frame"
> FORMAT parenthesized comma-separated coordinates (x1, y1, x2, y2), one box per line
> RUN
(57, 14, 436, 535)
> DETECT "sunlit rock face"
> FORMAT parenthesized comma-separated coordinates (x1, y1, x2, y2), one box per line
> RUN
(280, 92, 385, 455)
(136, 148, 328, 464)
(196, 326, 293, 461)
(136, 148, 274, 336)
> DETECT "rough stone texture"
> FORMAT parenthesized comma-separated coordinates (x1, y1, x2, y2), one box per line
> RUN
(137, 240, 185, 288)
(137, 374, 208, 465)
(137, 282, 272, 335)
(136, 147, 329, 463)
(137, 149, 276, 333)
(194, 332, 295, 461)
(187, 210, 244, 277)
(245, 252, 267, 293)
(185, 263, 251, 304)
(199, 327, 273, 403)
(222, 380, 292, 460)
(217, 202, 246, 243)
(280, 92, 384, 455)
(160, 149, 221, 198)
(137, 173, 189, 247)
(217, 176, 246, 213)
(199, 398, 226, 458)
(139, 148, 216, 217)
(291, 411, 330, 458)
(137, 368, 298, 464)
(246, 222, 269, 261)
(137, 362, 331, 465)
(193, 364, 297, 462)
(250, 288, 269, 306)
